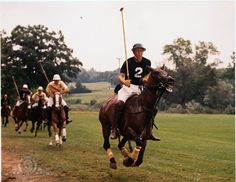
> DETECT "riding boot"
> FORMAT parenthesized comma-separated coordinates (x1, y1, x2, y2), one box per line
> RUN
(64, 106, 72, 124)
(110, 100, 125, 139)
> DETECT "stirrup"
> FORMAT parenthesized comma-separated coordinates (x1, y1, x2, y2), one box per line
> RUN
(66, 119, 72, 124)
(149, 133, 160, 141)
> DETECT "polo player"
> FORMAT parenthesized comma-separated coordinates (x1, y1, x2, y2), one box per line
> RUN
(1, 94, 11, 110)
(110, 43, 160, 141)
(46, 74, 72, 124)
(32, 86, 47, 108)
(12, 84, 31, 118)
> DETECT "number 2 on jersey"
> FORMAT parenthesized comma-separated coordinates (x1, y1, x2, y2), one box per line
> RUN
(134, 67, 143, 78)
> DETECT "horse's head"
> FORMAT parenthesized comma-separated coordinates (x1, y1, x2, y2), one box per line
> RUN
(146, 65, 175, 93)
(24, 95, 31, 106)
(53, 92, 62, 109)
(38, 96, 45, 108)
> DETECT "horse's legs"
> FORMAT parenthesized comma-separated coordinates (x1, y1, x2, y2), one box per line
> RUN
(118, 137, 129, 158)
(101, 121, 117, 169)
(128, 140, 133, 152)
(1, 116, 4, 126)
(23, 120, 28, 132)
(35, 120, 42, 137)
(30, 120, 35, 133)
(17, 120, 24, 134)
(123, 137, 143, 167)
(52, 121, 59, 144)
(5, 116, 8, 127)
(13, 117, 18, 131)
(47, 120, 53, 145)
(62, 121, 67, 142)
(135, 140, 147, 166)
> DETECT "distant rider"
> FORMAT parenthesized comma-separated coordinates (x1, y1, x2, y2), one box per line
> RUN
(46, 74, 72, 124)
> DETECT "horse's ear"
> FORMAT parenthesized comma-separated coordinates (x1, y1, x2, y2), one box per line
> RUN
(161, 64, 166, 71)
(146, 66, 155, 72)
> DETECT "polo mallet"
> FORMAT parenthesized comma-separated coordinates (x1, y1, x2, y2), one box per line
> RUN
(120, 7, 129, 79)
(12, 76, 20, 96)
(38, 60, 49, 83)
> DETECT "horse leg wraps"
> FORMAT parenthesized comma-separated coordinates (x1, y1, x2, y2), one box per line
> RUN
(106, 148, 114, 160)
(62, 128, 66, 137)
(55, 134, 59, 143)
(131, 146, 141, 162)
(121, 147, 129, 158)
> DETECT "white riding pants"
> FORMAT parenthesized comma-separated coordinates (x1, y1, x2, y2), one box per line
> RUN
(117, 84, 141, 103)
(47, 97, 67, 107)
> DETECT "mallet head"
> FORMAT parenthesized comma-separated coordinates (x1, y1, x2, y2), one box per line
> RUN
(120, 7, 124, 11)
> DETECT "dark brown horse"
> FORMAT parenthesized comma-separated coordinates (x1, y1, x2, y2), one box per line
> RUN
(1, 102, 11, 127)
(30, 96, 47, 137)
(99, 66, 174, 169)
(13, 95, 31, 134)
(50, 92, 67, 146)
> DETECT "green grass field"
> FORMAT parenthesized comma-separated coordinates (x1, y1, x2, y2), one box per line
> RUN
(2, 113, 235, 181)
(65, 82, 113, 110)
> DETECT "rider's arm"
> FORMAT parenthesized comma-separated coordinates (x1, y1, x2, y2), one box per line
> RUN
(118, 73, 131, 87)
(32, 93, 38, 102)
(46, 83, 53, 97)
(60, 81, 69, 94)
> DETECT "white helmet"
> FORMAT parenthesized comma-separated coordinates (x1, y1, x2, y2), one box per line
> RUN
(38, 86, 43, 91)
(53, 74, 61, 81)
(22, 84, 28, 89)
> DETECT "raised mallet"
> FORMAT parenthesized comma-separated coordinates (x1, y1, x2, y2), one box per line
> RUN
(120, 7, 129, 79)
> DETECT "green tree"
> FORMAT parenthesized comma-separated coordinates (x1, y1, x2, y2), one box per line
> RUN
(203, 80, 234, 111)
(222, 51, 235, 86)
(163, 38, 219, 107)
(1, 25, 83, 100)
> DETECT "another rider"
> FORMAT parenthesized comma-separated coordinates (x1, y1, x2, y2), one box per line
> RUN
(1, 94, 11, 115)
(110, 43, 160, 141)
(12, 84, 31, 118)
(46, 74, 72, 124)
(32, 86, 47, 109)
(1, 94, 10, 107)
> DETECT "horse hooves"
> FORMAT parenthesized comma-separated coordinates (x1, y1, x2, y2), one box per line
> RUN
(23, 130, 27, 132)
(110, 162, 117, 169)
(48, 142, 53, 146)
(123, 157, 134, 167)
(18, 131, 21, 134)
(62, 137, 66, 142)
(30, 129, 34, 133)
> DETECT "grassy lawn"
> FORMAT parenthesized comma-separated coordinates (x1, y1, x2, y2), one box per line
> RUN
(65, 82, 113, 104)
(2, 113, 235, 181)
(65, 82, 113, 110)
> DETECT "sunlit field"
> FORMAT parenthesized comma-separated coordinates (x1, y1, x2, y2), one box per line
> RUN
(2, 113, 234, 181)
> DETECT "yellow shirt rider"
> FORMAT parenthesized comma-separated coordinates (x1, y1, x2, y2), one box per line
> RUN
(32, 86, 48, 108)
(46, 74, 72, 124)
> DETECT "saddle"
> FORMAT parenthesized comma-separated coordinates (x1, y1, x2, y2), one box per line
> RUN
(104, 94, 144, 114)
(125, 95, 144, 114)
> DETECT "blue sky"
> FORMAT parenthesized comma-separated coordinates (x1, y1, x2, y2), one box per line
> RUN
(0, 1, 235, 71)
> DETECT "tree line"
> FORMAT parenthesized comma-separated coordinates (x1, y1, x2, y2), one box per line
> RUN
(1, 25, 234, 113)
